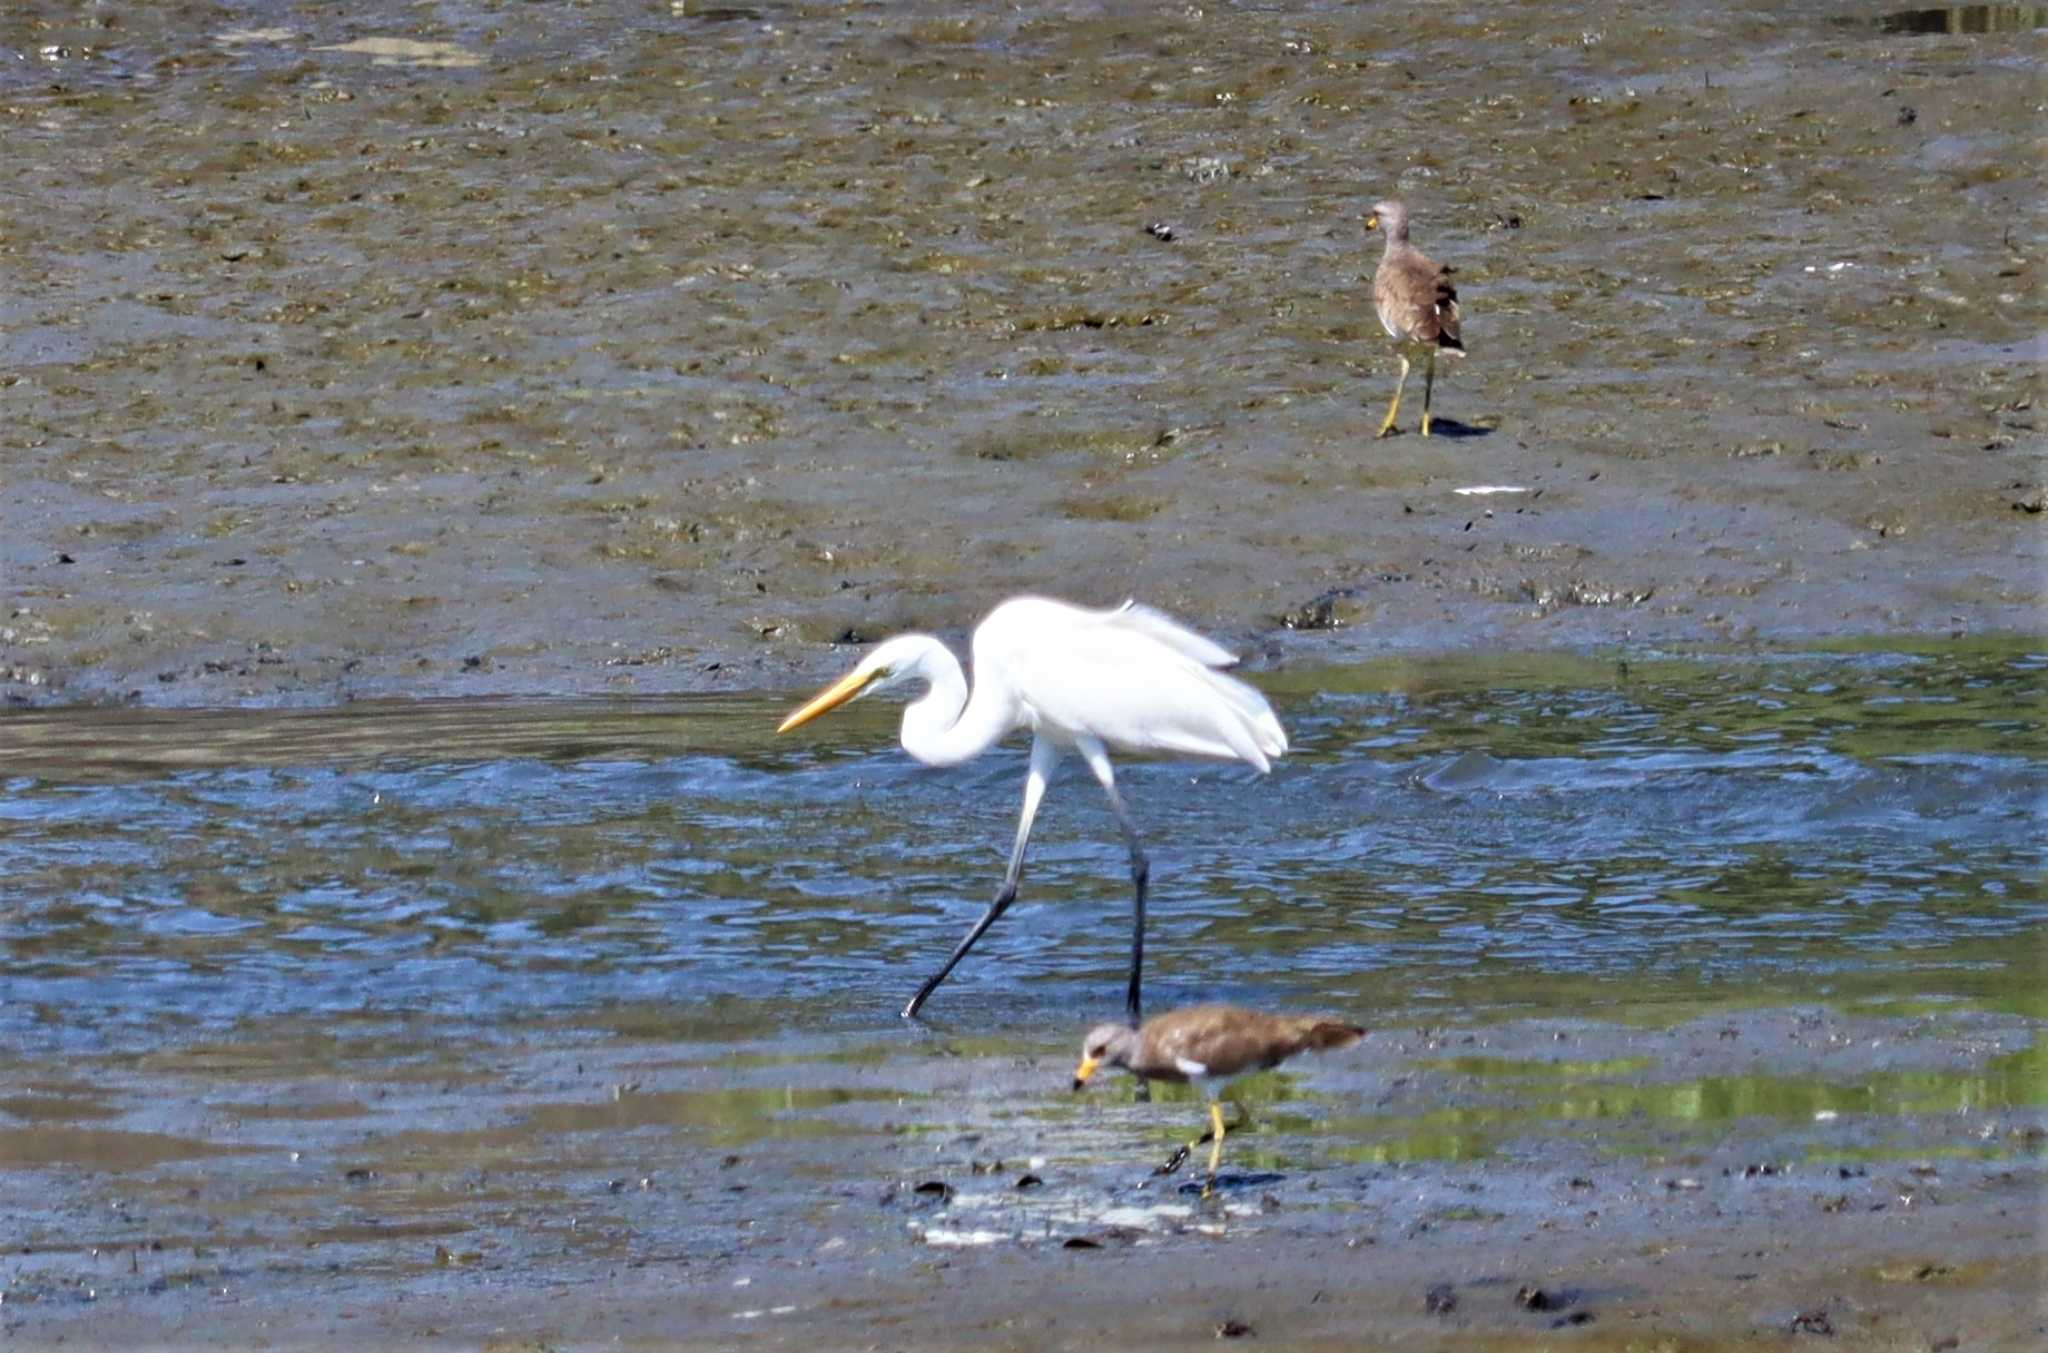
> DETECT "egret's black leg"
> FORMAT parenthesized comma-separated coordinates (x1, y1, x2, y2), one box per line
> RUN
(903, 884, 1017, 1019)
(1124, 834, 1149, 1021)
(1076, 737, 1149, 1022)
(903, 736, 1057, 1019)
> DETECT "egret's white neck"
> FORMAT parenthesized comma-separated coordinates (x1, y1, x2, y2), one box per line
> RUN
(894, 637, 1015, 768)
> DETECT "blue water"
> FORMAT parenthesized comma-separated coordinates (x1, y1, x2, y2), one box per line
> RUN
(1, 644, 2042, 1056)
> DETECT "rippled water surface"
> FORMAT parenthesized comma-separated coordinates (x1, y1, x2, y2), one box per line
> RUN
(4, 640, 2042, 1055)
(2, 642, 2043, 1340)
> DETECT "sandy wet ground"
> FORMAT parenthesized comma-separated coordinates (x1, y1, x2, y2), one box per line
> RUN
(1, 0, 2041, 707)
(3, 1007, 2043, 1350)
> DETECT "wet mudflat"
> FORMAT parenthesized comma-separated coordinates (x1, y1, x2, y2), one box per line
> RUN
(2, 642, 2044, 1347)
(0, 0, 2041, 706)
(1, 0, 2043, 1346)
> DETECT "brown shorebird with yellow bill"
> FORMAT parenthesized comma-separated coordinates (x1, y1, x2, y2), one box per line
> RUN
(1366, 199, 1463, 438)
(1072, 1004, 1365, 1197)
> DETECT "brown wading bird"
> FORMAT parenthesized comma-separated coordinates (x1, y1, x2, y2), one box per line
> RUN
(1366, 198, 1463, 438)
(1072, 1004, 1366, 1197)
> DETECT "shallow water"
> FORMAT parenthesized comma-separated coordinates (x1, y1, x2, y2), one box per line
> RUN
(3, 641, 2042, 1058)
(2, 643, 2043, 1334)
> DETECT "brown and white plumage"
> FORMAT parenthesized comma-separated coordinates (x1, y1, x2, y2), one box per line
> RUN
(1366, 198, 1463, 437)
(1072, 1004, 1366, 1194)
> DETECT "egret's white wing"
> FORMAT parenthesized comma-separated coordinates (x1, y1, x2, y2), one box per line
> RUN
(975, 596, 1238, 668)
(977, 602, 1286, 770)
(1094, 600, 1239, 668)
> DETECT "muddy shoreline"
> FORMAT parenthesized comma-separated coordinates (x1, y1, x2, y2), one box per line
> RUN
(1, 0, 2041, 709)
(3, 1007, 2042, 1350)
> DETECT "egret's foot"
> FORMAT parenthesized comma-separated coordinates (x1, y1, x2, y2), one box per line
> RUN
(1420, 413, 1434, 437)
(1375, 421, 1401, 439)
(1199, 1178, 1218, 1201)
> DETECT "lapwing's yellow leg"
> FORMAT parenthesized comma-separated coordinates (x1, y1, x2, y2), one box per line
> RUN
(1376, 354, 1410, 439)
(1200, 1100, 1228, 1199)
(1420, 350, 1437, 438)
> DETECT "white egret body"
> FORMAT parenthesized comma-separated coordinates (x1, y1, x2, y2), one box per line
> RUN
(778, 596, 1288, 1019)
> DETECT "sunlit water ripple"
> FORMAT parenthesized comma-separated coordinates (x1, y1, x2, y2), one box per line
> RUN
(2, 643, 2041, 1054)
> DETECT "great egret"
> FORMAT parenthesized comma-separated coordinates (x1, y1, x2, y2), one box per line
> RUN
(1071, 1004, 1366, 1196)
(776, 596, 1288, 1020)
(1365, 199, 1464, 438)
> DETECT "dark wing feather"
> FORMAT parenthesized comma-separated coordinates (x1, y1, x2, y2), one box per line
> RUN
(1375, 244, 1464, 352)
(1432, 268, 1463, 351)
(1285, 1017, 1367, 1055)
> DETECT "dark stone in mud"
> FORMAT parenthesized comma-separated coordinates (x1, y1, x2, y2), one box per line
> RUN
(1215, 1317, 1254, 1338)
(1278, 589, 1367, 631)
(1424, 1283, 1458, 1315)
(1790, 1308, 1836, 1336)
(1515, 1284, 1560, 1311)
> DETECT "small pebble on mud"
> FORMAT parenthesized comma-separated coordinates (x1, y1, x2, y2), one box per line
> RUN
(1279, 589, 1367, 631)
(1790, 1309, 1836, 1336)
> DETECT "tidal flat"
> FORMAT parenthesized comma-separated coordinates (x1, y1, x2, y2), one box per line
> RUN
(1, 0, 2043, 1347)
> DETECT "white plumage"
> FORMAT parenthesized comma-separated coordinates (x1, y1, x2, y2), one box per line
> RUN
(965, 598, 1286, 771)
(778, 596, 1288, 1019)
